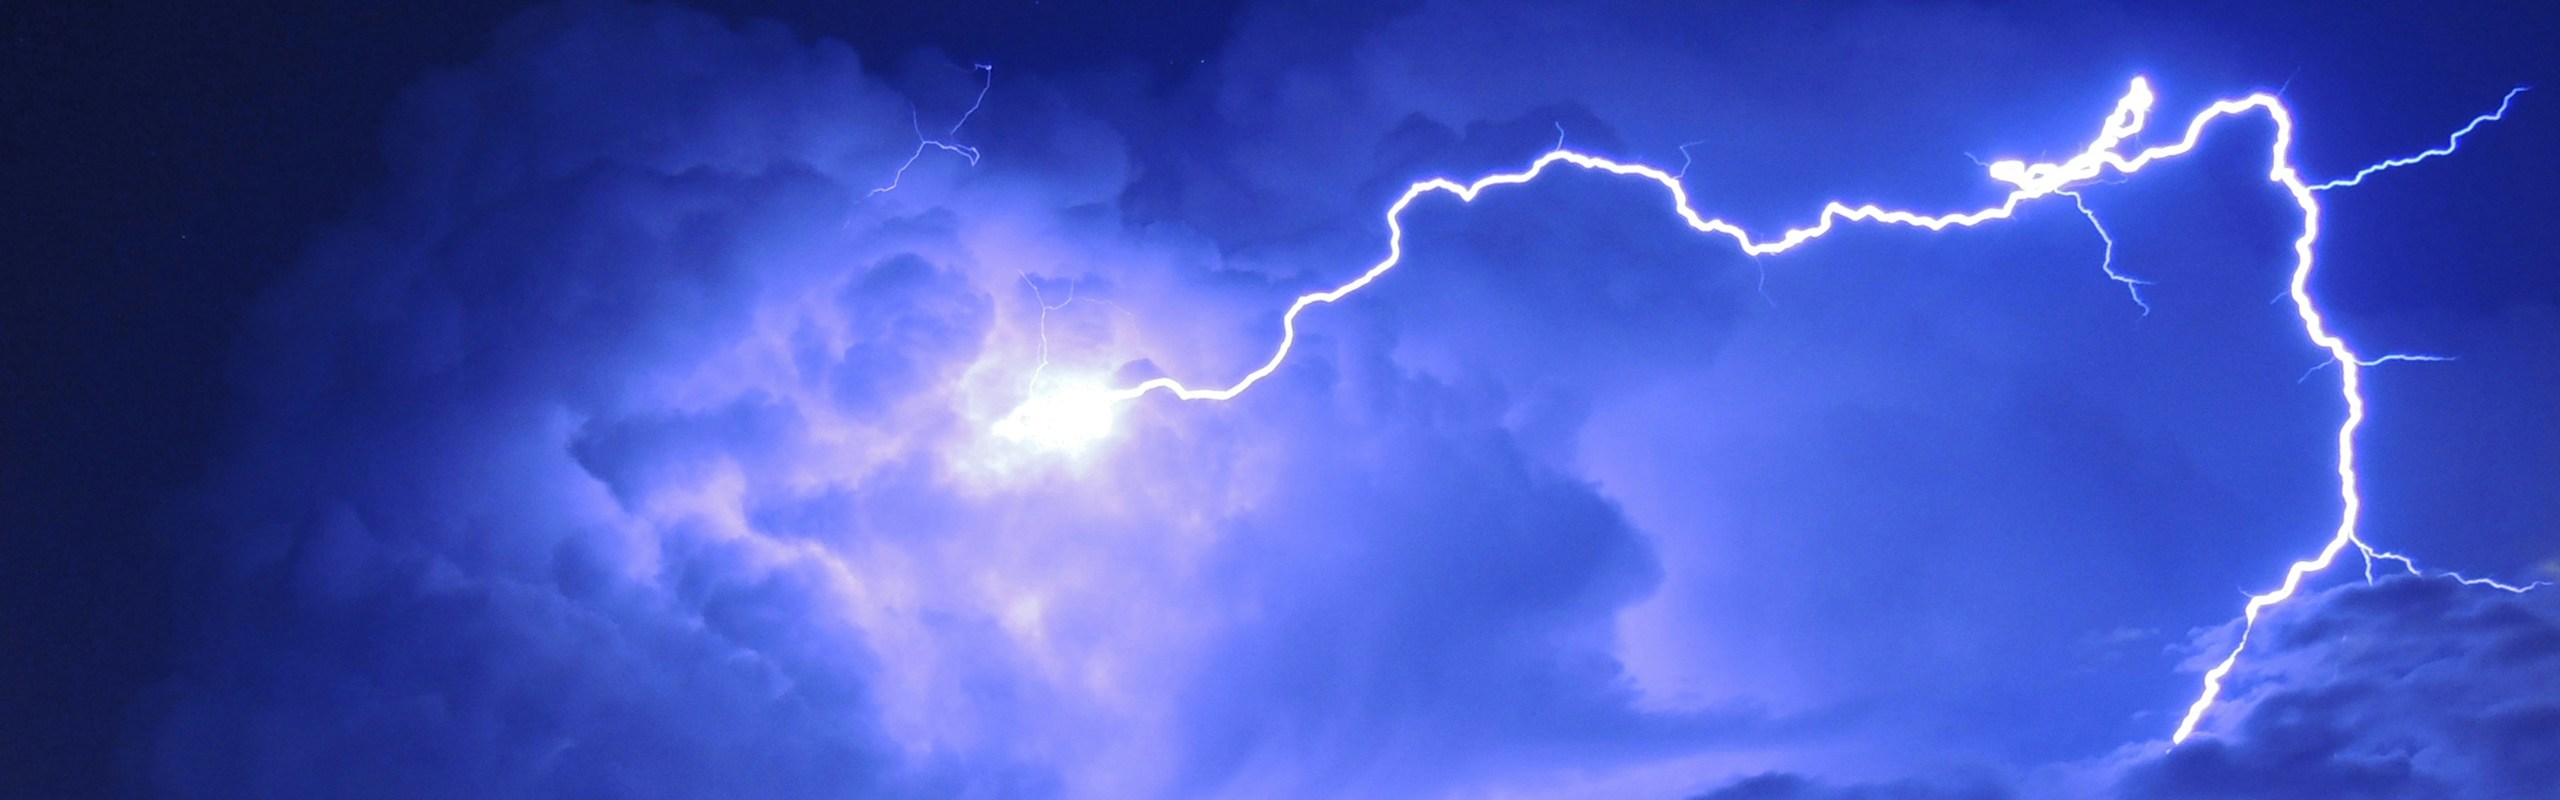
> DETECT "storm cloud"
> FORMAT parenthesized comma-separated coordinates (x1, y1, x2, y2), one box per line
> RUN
(137, 0, 2560, 798)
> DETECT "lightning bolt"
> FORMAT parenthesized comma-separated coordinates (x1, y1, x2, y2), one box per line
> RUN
(998, 77, 2537, 745)
(2060, 189, 2150, 314)
(2305, 86, 2527, 192)
(869, 63, 994, 197)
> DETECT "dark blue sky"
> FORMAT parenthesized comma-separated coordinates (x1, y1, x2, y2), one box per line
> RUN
(6, 1, 2558, 797)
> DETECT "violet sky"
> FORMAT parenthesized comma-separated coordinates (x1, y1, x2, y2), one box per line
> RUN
(7, 1, 2559, 798)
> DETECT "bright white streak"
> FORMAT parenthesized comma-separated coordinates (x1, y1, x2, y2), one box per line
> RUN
(1023, 77, 2533, 745)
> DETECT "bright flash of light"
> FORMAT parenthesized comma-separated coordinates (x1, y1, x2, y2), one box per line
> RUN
(993, 381, 1121, 452)
(993, 76, 2536, 744)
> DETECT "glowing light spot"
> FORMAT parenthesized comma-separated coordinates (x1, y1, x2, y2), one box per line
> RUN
(994, 382, 1122, 452)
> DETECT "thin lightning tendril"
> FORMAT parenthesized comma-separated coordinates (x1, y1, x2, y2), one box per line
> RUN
(1021, 276, 1131, 396)
(1023, 273, 1070, 398)
(2062, 188, 2150, 314)
(2306, 86, 2527, 191)
(998, 275, 1134, 449)
(869, 64, 994, 197)
(1005, 78, 2535, 745)
(2298, 353, 2454, 384)
(1674, 140, 1707, 180)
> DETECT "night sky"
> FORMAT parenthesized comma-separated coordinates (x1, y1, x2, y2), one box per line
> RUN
(6, 1, 2558, 798)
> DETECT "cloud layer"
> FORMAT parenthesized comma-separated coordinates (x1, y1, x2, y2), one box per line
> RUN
(150, 1, 2558, 797)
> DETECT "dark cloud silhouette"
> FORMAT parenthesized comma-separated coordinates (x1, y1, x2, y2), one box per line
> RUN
(1690, 771, 2008, 800)
(2095, 578, 2560, 800)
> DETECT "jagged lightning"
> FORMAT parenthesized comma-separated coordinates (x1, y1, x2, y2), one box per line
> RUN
(995, 77, 2535, 745)
(2306, 86, 2526, 192)
(2062, 188, 2150, 313)
(995, 277, 1131, 451)
(869, 63, 994, 197)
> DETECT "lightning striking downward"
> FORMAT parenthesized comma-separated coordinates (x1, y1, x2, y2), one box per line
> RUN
(994, 78, 2535, 745)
